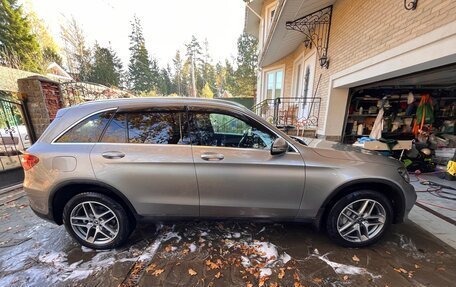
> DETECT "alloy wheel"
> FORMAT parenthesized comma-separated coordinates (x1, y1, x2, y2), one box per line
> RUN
(69, 201, 119, 245)
(336, 199, 386, 243)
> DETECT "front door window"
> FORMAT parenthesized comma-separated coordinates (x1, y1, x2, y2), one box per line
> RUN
(189, 111, 276, 150)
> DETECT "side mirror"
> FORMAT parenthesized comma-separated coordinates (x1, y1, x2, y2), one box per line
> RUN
(271, 138, 288, 155)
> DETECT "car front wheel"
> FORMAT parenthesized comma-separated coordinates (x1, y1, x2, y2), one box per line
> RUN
(63, 192, 133, 249)
(326, 190, 393, 247)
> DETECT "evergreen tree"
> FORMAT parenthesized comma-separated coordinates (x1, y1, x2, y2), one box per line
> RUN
(87, 43, 123, 87)
(60, 16, 91, 80)
(158, 65, 173, 96)
(128, 16, 155, 92)
(234, 32, 258, 97)
(185, 35, 202, 97)
(223, 59, 238, 96)
(172, 50, 183, 95)
(0, 0, 42, 71)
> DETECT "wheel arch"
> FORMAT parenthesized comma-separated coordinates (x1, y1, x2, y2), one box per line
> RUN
(316, 178, 406, 229)
(49, 179, 139, 225)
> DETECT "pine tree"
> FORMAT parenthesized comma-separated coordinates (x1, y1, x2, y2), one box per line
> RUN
(87, 43, 123, 87)
(185, 35, 202, 97)
(0, 0, 42, 71)
(60, 16, 91, 80)
(128, 16, 155, 93)
(234, 32, 258, 97)
(172, 50, 183, 95)
(158, 65, 172, 96)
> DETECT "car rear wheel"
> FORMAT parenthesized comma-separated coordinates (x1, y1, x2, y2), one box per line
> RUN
(63, 192, 133, 249)
(326, 190, 393, 247)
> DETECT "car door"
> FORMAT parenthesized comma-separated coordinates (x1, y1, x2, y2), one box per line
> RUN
(189, 108, 305, 219)
(90, 108, 199, 217)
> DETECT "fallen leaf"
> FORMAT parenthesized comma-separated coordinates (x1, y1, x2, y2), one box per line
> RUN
(164, 245, 173, 252)
(343, 275, 349, 281)
(145, 264, 156, 273)
(215, 272, 223, 279)
(294, 282, 303, 287)
(293, 272, 300, 281)
(188, 268, 197, 276)
(246, 282, 253, 287)
(414, 264, 420, 269)
(270, 283, 278, 287)
(437, 266, 446, 272)
(278, 268, 285, 279)
(259, 276, 269, 287)
(394, 267, 408, 274)
(151, 269, 164, 276)
(313, 277, 322, 283)
(352, 255, 360, 262)
(408, 271, 414, 278)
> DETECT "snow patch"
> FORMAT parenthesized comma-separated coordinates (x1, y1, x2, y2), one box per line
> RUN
(259, 268, 272, 278)
(280, 252, 291, 264)
(313, 253, 381, 279)
(188, 243, 197, 252)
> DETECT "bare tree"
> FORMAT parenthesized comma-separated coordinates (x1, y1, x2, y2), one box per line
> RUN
(60, 16, 91, 80)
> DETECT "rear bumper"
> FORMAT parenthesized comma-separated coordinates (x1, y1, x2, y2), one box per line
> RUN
(29, 204, 56, 224)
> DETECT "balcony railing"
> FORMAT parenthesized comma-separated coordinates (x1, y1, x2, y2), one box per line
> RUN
(253, 97, 321, 131)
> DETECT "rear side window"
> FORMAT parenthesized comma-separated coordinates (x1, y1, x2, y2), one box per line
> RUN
(56, 111, 113, 143)
(101, 111, 187, 145)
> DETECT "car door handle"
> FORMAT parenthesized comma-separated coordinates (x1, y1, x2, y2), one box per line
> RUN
(201, 153, 224, 161)
(102, 151, 125, 159)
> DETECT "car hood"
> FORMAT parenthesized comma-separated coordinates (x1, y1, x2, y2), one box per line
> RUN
(293, 137, 401, 167)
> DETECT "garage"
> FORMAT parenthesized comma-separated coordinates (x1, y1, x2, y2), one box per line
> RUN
(343, 64, 456, 170)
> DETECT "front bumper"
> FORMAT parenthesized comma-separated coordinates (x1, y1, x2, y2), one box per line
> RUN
(398, 182, 417, 222)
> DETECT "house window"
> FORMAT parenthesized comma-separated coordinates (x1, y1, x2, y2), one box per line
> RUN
(263, 2, 277, 41)
(265, 69, 283, 100)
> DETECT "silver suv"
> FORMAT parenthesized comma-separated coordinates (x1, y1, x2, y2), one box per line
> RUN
(23, 98, 416, 249)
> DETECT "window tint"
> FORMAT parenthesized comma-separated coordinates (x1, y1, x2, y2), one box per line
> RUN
(102, 113, 127, 143)
(190, 112, 276, 149)
(57, 111, 113, 143)
(102, 111, 187, 145)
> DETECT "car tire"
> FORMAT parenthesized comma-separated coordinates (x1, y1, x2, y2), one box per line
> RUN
(63, 192, 133, 250)
(326, 190, 393, 247)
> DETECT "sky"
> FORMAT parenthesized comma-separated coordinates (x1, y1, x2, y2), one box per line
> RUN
(24, 0, 246, 68)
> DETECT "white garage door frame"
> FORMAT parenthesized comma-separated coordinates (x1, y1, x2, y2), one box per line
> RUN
(320, 21, 456, 138)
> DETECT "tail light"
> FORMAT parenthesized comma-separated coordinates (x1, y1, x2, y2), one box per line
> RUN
(21, 154, 39, 171)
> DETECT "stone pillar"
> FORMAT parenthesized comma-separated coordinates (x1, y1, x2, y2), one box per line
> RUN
(17, 76, 63, 139)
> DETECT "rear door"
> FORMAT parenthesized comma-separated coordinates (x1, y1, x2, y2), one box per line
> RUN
(90, 108, 199, 217)
(189, 108, 305, 219)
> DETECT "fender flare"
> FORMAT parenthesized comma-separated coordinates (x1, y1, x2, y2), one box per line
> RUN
(314, 178, 406, 227)
(49, 179, 139, 223)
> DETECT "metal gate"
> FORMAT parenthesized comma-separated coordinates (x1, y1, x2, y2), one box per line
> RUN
(0, 94, 32, 189)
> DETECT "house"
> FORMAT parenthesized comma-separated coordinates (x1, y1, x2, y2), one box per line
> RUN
(244, 0, 456, 141)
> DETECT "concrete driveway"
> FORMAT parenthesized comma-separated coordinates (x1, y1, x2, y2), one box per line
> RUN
(1, 194, 455, 287)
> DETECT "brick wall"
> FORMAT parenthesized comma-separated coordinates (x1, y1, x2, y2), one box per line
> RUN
(261, 0, 456, 137)
(315, 0, 456, 135)
(41, 81, 63, 121)
(17, 76, 63, 139)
